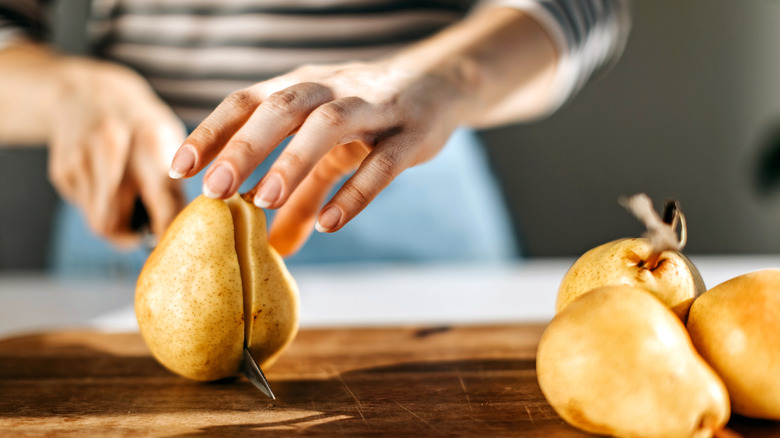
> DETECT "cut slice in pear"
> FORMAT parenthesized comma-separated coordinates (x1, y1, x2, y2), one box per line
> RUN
(227, 194, 299, 369)
(135, 194, 299, 382)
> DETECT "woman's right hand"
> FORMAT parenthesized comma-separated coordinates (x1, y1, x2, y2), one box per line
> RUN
(0, 43, 187, 245)
(45, 58, 187, 245)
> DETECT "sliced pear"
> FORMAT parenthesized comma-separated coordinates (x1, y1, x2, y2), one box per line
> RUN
(135, 194, 299, 381)
(226, 194, 299, 369)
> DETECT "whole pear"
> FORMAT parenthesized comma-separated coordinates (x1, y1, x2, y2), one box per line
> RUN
(687, 269, 780, 419)
(557, 237, 705, 321)
(538, 285, 730, 438)
(135, 194, 299, 381)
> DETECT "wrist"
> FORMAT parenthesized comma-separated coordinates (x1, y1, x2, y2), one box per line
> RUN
(387, 6, 558, 128)
(386, 46, 482, 127)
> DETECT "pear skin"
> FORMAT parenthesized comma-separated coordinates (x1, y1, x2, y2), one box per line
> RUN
(557, 238, 705, 321)
(538, 285, 730, 438)
(687, 269, 780, 419)
(136, 195, 244, 381)
(136, 194, 299, 381)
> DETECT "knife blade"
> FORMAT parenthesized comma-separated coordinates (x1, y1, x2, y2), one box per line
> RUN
(242, 347, 276, 400)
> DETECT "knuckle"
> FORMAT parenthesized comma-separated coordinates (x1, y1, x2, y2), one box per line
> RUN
(225, 89, 257, 111)
(316, 102, 350, 128)
(264, 90, 300, 118)
(228, 138, 257, 157)
(190, 123, 219, 144)
(342, 181, 371, 206)
(278, 148, 307, 171)
(367, 151, 400, 180)
(293, 64, 317, 76)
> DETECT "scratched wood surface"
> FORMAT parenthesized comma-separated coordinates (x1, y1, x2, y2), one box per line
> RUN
(1, 325, 779, 437)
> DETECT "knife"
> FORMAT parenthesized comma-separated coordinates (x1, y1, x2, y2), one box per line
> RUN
(242, 347, 276, 399)
(130, 198, 158, 250)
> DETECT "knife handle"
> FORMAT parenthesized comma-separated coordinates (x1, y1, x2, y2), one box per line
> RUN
(130, 197, 150, 232)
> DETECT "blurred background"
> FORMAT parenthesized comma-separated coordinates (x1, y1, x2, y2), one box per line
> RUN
(2, 0, 780, 272)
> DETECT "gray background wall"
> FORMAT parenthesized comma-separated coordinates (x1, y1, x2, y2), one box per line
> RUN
(482, 0, 780, 256)
(2, 0, 780, 270)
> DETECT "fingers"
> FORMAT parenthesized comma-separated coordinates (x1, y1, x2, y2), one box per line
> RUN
(268, 166, 336, 257)
(315, 137, 411, 234)
(49, 118, 140, 244)
(251, 97, 373, 209)
(86, 121, 141, 245)
(49, 116, 185, 246)
(171, 82, 335, 199)
(169, 88, 262, 179)
(268, 140, 369, 256)
(270, 137, 410, 257)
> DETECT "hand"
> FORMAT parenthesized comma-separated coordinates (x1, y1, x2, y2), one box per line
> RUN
(170, 60, 471, 256)
(47, 59, 186, 246)
(169, 6, 558, 257)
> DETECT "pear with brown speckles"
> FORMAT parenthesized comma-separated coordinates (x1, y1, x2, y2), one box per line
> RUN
(538, 285, 730, 438)
(557, 195, 706, 322)
(135, 194, 299, 381)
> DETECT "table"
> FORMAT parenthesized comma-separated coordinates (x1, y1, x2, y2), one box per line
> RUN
(2, 325, 780, 437)
(2, 256, 780, 436)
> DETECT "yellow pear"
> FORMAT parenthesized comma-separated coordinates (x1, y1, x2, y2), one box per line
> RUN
(687, 269, 780, 419)
(537, 285, 730, 438)
(135, 194, 299, 381)
(557, 237, 705, 321)
(557, 194, 705, 321)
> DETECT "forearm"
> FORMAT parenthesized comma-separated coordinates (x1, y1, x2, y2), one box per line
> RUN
(389, 6, 558, 128)
(0, 42, 62, 145)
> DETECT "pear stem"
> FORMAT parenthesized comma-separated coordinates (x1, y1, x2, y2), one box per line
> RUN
(661, 199, 679, 228)
(619, 194, 687, 270)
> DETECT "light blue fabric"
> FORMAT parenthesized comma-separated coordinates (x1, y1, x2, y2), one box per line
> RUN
(48, 128, 519, 277)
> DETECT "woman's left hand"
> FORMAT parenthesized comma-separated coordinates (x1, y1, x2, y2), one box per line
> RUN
(169, 6, 558, 257)
(169, 60, 472, 256)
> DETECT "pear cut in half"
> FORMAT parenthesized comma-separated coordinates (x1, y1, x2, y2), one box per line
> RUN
(135, 194, 299, 381)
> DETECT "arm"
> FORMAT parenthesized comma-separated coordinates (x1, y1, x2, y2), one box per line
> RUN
(170, 1, 629, 256)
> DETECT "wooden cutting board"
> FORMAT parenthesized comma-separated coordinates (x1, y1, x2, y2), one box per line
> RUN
(0, 324, 778, 437)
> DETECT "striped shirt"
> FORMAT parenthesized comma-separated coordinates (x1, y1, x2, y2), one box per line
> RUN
(0, 0, 630, 125)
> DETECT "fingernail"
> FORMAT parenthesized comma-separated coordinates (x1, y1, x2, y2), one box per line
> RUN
(315, 206, 342, 233)
(169, 145, 196, 179)
(254, 174, 283, 208)
(203, 164, 234, 198)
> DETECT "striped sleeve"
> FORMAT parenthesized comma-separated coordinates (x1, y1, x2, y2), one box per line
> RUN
(476, 0, 631, 112)
(0, 1, 49, 49)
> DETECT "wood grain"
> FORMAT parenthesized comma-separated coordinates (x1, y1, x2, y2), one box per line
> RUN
(0, 325, 778, 437)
